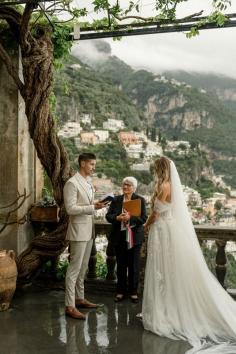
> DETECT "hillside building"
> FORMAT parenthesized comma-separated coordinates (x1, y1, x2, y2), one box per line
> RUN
(103, 119, 124, 132)
(58, 121, 82, 138)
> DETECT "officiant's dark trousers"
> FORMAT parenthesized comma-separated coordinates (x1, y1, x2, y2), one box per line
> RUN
(115, 241, 142, 295)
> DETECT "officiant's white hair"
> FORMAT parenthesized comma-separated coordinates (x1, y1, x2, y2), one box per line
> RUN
(123, 176, 138, 191)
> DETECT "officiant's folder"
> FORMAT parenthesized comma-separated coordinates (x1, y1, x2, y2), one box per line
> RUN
(123, 199, 141, 217)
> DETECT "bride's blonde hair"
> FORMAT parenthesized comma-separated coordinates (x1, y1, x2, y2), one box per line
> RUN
(151, 157, 171, 210)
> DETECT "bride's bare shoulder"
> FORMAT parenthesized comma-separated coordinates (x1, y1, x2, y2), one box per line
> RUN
(157, 181, 171, 203)
(162, 181, 171, 193)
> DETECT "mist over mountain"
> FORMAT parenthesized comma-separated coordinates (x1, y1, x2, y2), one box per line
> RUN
(56, 40, 236, 188)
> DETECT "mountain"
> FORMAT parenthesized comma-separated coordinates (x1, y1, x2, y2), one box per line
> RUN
(90, 54, 236, 157)
(163, 70, 236, 101)
(53, 56, 143, 130)
(55, 41, 236, 189)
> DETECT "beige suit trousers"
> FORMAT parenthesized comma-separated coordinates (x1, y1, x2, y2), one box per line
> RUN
(65, 239, 93, 307)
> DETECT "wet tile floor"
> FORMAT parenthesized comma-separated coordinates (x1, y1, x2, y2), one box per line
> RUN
(0, 289, 191, 354)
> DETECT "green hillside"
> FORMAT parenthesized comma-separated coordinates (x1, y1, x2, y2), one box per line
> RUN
(164, 70, 236, 91)
(96, 58, 236, 156)
(54, 48, 236, 189)
(54, 56, 143, 129)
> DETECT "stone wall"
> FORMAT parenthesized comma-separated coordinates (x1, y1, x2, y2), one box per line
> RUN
(0, 49, 43, 254)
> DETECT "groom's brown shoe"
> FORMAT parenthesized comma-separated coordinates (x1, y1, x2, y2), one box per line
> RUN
(65, 306, 86, 320)
(130, 295, 139, 304)
(75, 298, 99, 309)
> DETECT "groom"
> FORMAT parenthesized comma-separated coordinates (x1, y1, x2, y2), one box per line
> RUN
(63, 152, 106, 319)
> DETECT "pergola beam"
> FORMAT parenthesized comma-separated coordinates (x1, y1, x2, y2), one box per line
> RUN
(72, 12, 236, 40)
(78, 22, 236, 40)
(0, 0, 55, 6)
(80, 13, 236, 32)
(1, 1, 236, 41)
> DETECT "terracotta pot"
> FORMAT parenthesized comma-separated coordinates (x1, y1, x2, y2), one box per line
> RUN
(30, 205, 60, 223)
(0, 250, 17, 311)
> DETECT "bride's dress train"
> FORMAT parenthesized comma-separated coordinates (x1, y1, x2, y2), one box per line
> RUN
(142, 162, 236, 354)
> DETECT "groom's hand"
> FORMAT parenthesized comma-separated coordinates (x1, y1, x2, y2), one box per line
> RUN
(94, 201, 108, 210)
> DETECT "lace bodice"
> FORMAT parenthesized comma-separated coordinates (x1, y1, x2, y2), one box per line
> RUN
(154, 199, 172, 220)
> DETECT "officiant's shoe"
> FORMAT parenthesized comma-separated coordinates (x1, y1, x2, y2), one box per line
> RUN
(130, 295, 139, 304)
(136, 313, 142, 319)
(65, 306, 86, 320)
(114, 294, 125, 302)
(75, 299, 99, 309)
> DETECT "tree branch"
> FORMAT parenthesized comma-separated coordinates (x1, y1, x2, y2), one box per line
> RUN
(0, 189, 31, 234)
(111, 9, 204, 24)
(0, 6, 21, 24)
(181, 10, 204, 21)
(20, 1, 37, 52)
(45, 1, 62, 11)
(0, 216, 27, 234)
(113, 14, 151, 22)
(0, 191, 27, 209)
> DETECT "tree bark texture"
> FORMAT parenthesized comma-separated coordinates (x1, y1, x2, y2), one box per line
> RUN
(0, 4, 73, 279)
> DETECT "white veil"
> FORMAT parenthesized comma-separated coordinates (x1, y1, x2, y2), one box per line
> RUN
(170, 160, 202, 251)
(169, 160, 236, 354)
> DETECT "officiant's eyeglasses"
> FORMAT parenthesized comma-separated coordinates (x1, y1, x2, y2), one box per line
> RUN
(123, 183, 133, 188)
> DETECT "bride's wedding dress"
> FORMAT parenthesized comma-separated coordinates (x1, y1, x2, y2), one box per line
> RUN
(142, 161, 236, 354)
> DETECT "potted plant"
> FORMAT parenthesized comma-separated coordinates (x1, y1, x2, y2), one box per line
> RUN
(30, 196, 60, 223)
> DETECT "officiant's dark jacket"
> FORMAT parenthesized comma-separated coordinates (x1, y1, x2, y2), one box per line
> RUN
(106, 193, 147, 246)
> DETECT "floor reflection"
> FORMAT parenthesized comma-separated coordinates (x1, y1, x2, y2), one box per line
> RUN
(65, 298, 192, 354)
(1, 290, 193, 354)
(65, 301, 144, 354)
(142, 331, 191, 354)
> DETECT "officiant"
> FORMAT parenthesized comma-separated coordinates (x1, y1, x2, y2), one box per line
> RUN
(106, 176, 147, 303)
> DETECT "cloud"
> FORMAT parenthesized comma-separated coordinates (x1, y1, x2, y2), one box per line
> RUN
(105, 27, 236, 77)
(71, 40, 111, 66)
(73, 0, 236, 77)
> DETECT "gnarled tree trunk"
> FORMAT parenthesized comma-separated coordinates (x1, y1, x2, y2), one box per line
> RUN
(0, 3, 73, 279)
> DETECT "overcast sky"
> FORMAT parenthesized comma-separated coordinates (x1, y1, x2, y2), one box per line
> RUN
(74, 0, 236, 78)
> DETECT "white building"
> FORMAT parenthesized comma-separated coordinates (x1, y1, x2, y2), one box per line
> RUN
(131, 162, 150, 172)
(103, 119, 125, 132)
(225, 198, 236, 214)
(69, 63, 81, 70)
(213, 192, 227, 204)
(170, 78, 182, 87)
(145, 142, 162, 158)
(165, 140, 191, 155)
(94, 130, 109, 143)
(230, 190, 236, 198)
(126, 144, 143, 159)
(167, 140, 190, 150)
(160, 75, 169, 83)
(80, 113, 92, 125)
(134, 131, 148, 142)
(58, 121, 82, 138)
(74, 137, 81, 149)
(80, 132, 98, 145)
(211, 175, 228, 189)
(183, 186, 202, 207)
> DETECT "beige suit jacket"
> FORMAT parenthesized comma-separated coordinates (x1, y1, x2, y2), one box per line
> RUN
(63, 173, 95, 242)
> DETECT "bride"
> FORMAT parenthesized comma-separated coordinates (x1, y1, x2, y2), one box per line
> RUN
(142, 156, 236, 354)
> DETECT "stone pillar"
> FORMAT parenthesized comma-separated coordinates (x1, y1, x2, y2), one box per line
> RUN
(215, 239, 227, 288)
(0, 48, 43, 254)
